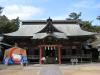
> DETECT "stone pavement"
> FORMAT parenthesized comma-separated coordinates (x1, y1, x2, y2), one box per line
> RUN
(39, 65, 63, 75)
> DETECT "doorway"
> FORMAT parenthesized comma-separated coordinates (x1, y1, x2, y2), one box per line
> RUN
(39, 45, 61, 64)
(45, 46, 57, 64)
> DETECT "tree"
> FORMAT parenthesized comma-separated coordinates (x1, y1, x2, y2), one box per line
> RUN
(0, 7, 19, 33)
(0, 6, 3, 15)
(80, 21, 94, 31)
(93, 26, 100, 32)
(80, 21, 100, 32)
(0, 15, 19, 33)
(15, 17, 20, 28)
(69, 12, 81, 20)
(68, 13, 100, 32)
(96, 16, 100, 20)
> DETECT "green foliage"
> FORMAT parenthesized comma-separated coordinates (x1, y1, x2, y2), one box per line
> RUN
(80, 21, 100, 32)
(0, 15, 19, 33)
(0, 6, 3, 15)
(80, 21, 93, 31)
(97, 16, 100, 20)
(69, 12, 81, 20)
(0, 6, 19, 33)
(93, 26, 100, 32)
(69, 12, 100, 32)
(95, 16, 100, 32)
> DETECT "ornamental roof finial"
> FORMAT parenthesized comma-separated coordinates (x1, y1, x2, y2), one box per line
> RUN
(47, 17, 52, 22)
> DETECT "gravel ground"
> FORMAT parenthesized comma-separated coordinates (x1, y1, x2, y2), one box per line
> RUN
(0, 65, 41, 75)
(60, 63, 100, 75)
(1, 63, 100, 75)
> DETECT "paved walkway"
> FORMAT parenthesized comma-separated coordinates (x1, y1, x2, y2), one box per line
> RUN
(39, 65, 63, 75)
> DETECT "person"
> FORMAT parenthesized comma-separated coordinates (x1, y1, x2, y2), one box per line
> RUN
(42, 57, 46, 64)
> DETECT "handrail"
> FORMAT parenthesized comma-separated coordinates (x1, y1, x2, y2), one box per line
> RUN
(27, 55, 39, 59)
(62, 54, 92, 58)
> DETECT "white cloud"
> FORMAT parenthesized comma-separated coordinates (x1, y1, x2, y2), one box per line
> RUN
(52, 14, 69, 20)
(2, 5, 44, 19)
(52, 11, 81, 20)
(52, 16, 66, 20)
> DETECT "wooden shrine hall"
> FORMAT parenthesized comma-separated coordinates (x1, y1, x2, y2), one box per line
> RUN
(3, 18, 97, 64)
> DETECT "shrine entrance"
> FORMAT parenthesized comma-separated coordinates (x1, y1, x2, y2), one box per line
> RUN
(45, 46, 56, 64)
(38, 45, 62, 64)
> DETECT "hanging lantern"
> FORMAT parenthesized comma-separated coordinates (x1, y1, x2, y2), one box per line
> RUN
(51, 46, 53, 50)
(54, 46, 56, 50)
(48, 46, 49, 50)
(45, 46, 46, 50)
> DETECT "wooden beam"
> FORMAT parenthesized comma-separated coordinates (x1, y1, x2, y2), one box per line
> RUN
(39, 46, 42, 64)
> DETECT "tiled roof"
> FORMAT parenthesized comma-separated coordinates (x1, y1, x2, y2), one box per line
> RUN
(5, 19, 95, 39)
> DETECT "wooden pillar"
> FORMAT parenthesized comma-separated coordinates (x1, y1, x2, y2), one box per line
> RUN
(58, 46, 61, 64)
(39, 46, 42, 64)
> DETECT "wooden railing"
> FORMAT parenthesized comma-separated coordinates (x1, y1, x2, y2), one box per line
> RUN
(27, 55, 39, 59)
(62, 54, 92, 59)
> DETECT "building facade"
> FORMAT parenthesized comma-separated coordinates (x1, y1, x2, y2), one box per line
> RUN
(3, 18, 96, 64)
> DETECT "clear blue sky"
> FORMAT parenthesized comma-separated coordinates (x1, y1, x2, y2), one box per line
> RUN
(0, 0, 100, 25)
